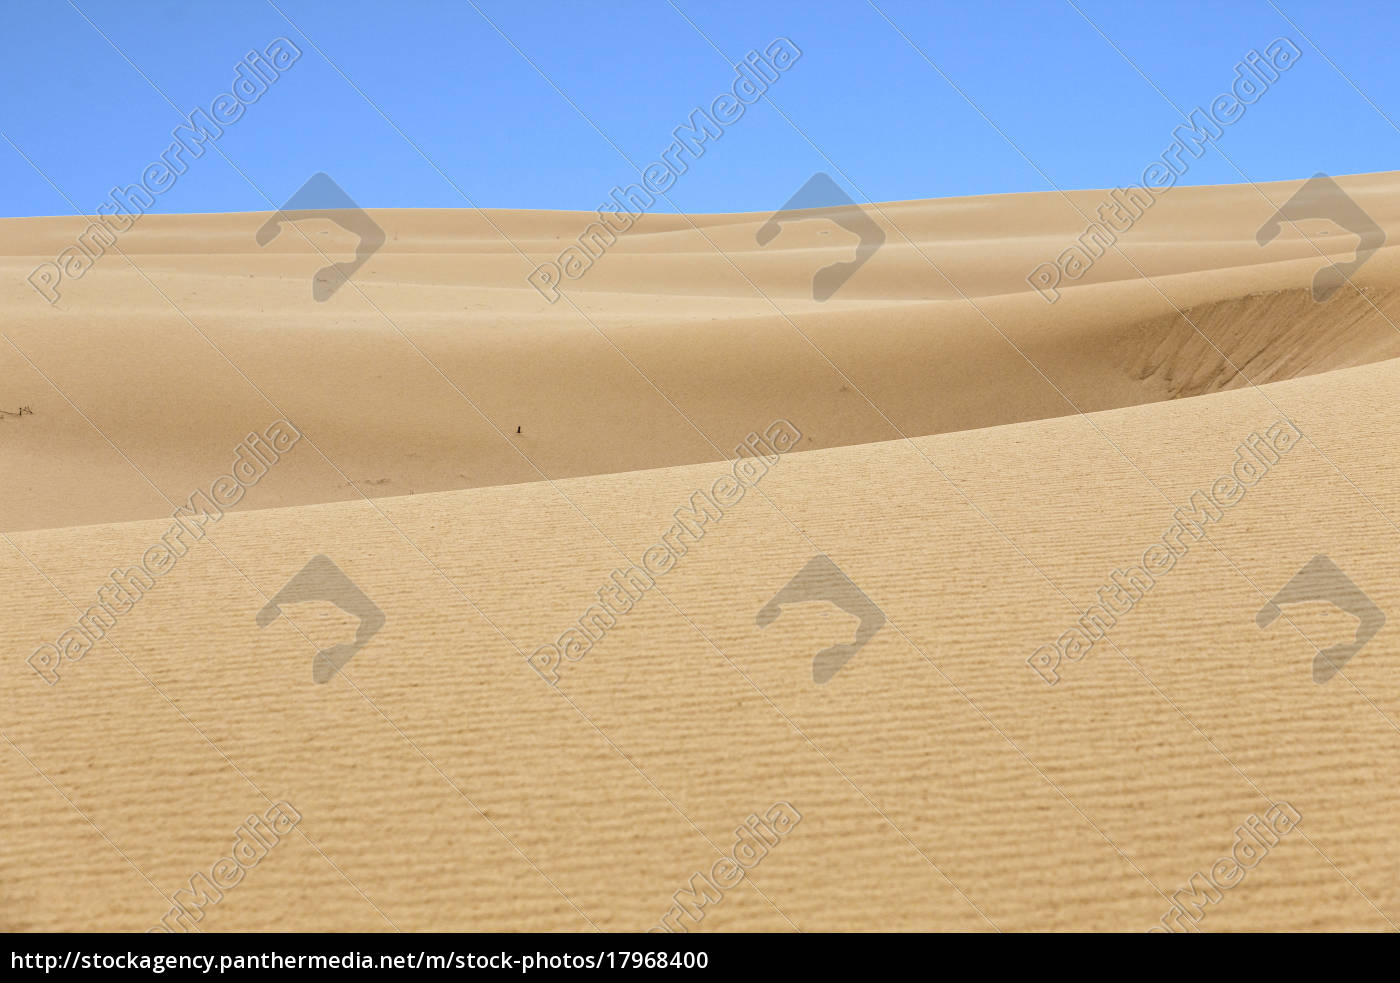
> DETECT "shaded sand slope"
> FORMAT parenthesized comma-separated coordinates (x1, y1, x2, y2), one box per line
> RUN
(5, 172, 1400, 532)
(3, 357, 1398, 932)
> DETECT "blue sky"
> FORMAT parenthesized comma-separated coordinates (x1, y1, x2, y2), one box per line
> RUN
(0, 0, 1396, 217)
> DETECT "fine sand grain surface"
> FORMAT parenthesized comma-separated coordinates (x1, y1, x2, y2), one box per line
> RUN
(2, 172, 1399, 931)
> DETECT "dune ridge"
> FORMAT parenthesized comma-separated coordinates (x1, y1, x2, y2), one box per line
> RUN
(4, 171, 1400, 534)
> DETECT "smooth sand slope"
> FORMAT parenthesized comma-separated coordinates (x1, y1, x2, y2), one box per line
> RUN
(5, 171, 1400, 532)
(2, 172, 1399, 931)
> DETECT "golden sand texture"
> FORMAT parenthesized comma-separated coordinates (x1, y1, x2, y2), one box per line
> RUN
(2, 173, 1398, 931)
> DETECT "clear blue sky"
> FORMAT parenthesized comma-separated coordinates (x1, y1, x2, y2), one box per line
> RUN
(1, 0, 1396, 217)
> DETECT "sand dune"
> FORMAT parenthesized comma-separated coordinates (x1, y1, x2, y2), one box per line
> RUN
(2, 173, 1399, 932)
(6, 171, 1400, 534)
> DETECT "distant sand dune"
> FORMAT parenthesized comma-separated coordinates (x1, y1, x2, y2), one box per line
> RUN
(3, 171, 1400, 533)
